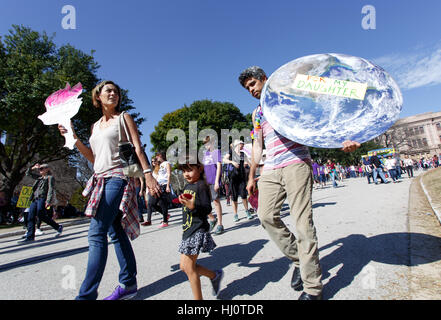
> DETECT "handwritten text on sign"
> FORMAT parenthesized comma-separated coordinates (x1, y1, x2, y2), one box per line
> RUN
(17, 186, 33, 208)
(293, 74, 368, 100)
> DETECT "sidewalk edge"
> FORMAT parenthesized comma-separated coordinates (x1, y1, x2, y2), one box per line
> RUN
(419, 179, 441, 226)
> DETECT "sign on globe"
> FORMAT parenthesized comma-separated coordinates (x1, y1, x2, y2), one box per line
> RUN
(261, 53, 403, 148)
(292, 74, 368, 100)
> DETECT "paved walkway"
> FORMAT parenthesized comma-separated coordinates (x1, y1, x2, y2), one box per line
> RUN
(0, 171, 440, 300)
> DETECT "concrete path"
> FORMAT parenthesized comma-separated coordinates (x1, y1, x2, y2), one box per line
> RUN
(0, 170, 440, 300)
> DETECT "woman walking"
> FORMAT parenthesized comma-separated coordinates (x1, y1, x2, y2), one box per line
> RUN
(58, 80, 160, 300)
(152, 152, 172, 227)
(141, 156, 163, 226)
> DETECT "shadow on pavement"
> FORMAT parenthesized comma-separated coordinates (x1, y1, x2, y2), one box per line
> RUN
(319, 232, 441, 299)
(136, 239, 292, 300)
(220, 217, 261, 233)
(0, 245, 89, 272)
(0, 230, 88, 255)
(313, 202, 337, 209)
(280, 202, 337, 217)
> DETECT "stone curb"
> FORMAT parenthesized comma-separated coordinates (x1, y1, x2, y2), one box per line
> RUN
(0, 218, 90, 239)
(419, 178, 441, 226)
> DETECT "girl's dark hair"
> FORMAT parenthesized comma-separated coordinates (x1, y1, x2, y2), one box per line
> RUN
(177, 156, 207, 182)
(178, 157, 212, 202)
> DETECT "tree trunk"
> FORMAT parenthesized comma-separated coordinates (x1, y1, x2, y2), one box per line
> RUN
(0, 169, 25, 201)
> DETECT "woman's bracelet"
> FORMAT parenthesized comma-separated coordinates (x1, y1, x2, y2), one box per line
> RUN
(143, 169, 152, 174)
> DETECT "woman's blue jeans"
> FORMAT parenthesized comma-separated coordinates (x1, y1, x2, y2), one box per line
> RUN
(388, 169, 398, 181)
(76, 178, 137, 300)
(330, 172, 338, 187)
(26, 198, 60, 240)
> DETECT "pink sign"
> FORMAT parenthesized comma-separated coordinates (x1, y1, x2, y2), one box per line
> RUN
(38, 83, 83, 149)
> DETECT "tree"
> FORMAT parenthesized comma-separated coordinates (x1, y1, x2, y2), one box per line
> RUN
(376, 125, 412, 150)
(310, 140, 383, 165)
(0, 25, 143, 200)
(150, 99, 252, 154)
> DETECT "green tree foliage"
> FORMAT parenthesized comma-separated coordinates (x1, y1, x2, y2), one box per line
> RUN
(150, 99, 252, 153)
(0, 25, 143, 198)
(310, 140, 384, 165)
(69, 187, 88, 212)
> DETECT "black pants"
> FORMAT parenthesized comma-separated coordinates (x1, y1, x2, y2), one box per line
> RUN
(230, 177, 248, 202)
(366, 172, 373, 183)
(406, 166, 414, 178)
(146, 185, 170, 223)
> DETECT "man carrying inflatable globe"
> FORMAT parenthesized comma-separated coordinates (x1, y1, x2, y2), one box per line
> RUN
(241, 66, 361, 300)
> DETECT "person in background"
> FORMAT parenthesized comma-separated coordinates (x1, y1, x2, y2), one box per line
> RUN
(403, 155, 414, 178)
(370, 152, 389, 184)
(141, 157, 161, 226)
(221, 162, 232, 206)
(318, 162, 326, 188)
(18, 163, 63, 243)
(384, 155, 398, 183)
(336, 163, 344, 182)
(394, 155, 403, 178)
(153, 152, 173, 227)
(311, 160, 320, 190)
(433, 154, 439, 168)
(223, 140, 254, 222)
(362, 156, 373, 184)
(326, 159, 338, 188)
(135, 177, 146, 223)
(202, 136, 224, 235)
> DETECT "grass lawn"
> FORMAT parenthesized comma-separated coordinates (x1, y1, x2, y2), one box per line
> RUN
(420, 167, 441, 217)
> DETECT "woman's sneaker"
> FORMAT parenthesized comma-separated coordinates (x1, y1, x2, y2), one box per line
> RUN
(17, 238, 35, 244)
(35, 229, 44, 236)
(55, 225, 63, 238)
(233, 214, 239, 223)
(103, 285, 137, 300)
(214, 225, 224, 235)
(246, 210, 254, 220)
(158, 222, 169, 228)
(209, 217, 218, 231)
(211, 270, 224, 297)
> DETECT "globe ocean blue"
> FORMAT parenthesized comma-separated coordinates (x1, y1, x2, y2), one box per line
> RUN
(261, 53, 403, 148)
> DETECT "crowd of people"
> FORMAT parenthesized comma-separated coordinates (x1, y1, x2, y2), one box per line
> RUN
(132, 137, 256, 233)
(309, 152, 440, 189)
(3, 70, 440, 301)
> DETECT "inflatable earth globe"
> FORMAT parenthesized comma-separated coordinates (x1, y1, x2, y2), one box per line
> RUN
(261, 53, 403, 148)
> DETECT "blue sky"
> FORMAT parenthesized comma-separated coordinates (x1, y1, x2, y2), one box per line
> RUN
(1, 0, 441, 153)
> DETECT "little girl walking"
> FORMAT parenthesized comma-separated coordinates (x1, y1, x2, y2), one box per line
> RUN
(177, 160, 223, 300)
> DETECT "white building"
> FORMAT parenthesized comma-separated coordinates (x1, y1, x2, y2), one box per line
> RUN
(374, 111, 441, 159)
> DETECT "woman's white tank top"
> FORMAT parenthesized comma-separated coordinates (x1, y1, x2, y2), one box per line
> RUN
(89, 117, 121, 174)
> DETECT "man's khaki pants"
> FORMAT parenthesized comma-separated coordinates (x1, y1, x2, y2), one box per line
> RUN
(257, 162, 323, 295)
